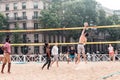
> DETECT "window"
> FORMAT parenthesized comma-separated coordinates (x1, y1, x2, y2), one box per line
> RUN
(34, 46, 39, 54)
(34, 11, 38, 17)
(23, 23, 27, 29)
(43, 3, 46, 9)
(21, 46, 28, 55)
(54, 36, 56, 42)
(33, 11, 38, 19)
(6, 4, 9, 11)
(14, 13, 18, 20)
(58, 36, 59, 42)
(14, 47, 18, 54)
(34, 2, 38, 9)
(23, 34, 27, 43)
(14, 23, 17, 27)
(7, 24, 10, 30)
(34, 34, 39, 43)
(22, 12, 26, 17)
(34, 23, 38, 29)
(22, 12, 26, 19)
(61, 36, 63, 43)
(22, 2, 26, 9)
(43, 3, 48, 9)
(6, 13, 9, 19)
(49, 36, 51, 43)
(14, 3, 17, 10)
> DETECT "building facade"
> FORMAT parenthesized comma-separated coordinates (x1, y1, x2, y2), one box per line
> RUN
(114, 10, 120, 18)
(0, 0, 49, 54)
(0, 0, 68, 55)
(1, 0, 117, 55)
(96, 3, 114, 17)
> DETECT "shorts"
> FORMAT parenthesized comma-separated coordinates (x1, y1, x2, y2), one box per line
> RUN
(69, 55, 75, 59)
(53, 55, 59, 61)
(109, 51, 114, 56)
(77, 44, 85, 54)
(3, 53, 11, 63)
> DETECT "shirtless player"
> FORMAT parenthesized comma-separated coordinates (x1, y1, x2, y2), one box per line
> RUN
(76, 22, 89, 64)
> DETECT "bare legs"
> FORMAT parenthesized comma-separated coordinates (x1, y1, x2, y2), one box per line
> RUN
(42, 57, 51, 70)
(76, 53, 87, 64)
(1, 54, 11, 74)
(109, 54, 115, 62)
(1, 63, 6, 73)
(51, 60, 59, 67)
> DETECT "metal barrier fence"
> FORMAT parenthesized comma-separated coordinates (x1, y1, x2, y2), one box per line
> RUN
(8, 54, 120, 63)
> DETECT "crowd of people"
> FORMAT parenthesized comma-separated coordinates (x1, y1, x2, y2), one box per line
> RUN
(41, 22, 117, 70)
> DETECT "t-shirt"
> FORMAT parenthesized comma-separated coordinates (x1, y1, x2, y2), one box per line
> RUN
(4, 42, 11, 54)
(51, 46, 58, 55)
(108, 46, 114, 53)
(68, 49, 76, 55)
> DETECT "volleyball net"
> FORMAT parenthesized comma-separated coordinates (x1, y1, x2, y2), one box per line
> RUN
(0, 24, 120, 46)
(0, 24, 120, 33)
(0, 24, 120, 62)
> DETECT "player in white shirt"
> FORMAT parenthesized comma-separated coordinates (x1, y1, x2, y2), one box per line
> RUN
(108, 44, 115, 61)
(51, 43, 59, 67)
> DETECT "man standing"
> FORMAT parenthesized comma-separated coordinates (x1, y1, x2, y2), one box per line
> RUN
(67, 46, 77, 64)
(42, 43, 51, 70)
(108, 44, 115, 61)
(51, 43, 59, 67)
(1, 38, 11, 73)
(76, 22, 89, 64)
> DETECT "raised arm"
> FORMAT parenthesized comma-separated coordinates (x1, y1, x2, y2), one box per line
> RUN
(81, 22, 88, 35)
(81, 27, 86, 35)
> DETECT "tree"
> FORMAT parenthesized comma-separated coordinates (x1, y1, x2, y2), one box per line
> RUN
(39, 0, 120, 52)
(97, 9, 107, 26)
(12, 23, 22, 54)
(109, 14, 120, 25)
(12, 23, 22, 43)
(106, 16, 114, 25)
(39, 0, 99, 41)
(0, 13, 8, 42)
(39, 0, 120, 43)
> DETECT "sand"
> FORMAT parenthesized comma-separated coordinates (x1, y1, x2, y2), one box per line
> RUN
(0, 61, 120, 80)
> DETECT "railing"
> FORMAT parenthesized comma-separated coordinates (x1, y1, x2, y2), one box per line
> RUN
(32, 16, 39, 19)
(7, 16, 27, 22)
(8, 54, 120, 63)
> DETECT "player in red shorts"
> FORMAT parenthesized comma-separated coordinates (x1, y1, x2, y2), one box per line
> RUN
(108, 44, 115, 61)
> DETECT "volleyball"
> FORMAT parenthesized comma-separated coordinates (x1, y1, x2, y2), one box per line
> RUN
(84, 22, 89, 27)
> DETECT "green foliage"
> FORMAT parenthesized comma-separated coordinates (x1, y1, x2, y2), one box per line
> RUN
(40, 0, 99, 40)
(97, 9, 107, 26)
(107, 28, 120, 41)
(110, 14, 120, 24)
(39, 0, 120, 41)
(0, 13, 8, 42)
(12, 23, 22, 43)
(0, 13, 7, 29)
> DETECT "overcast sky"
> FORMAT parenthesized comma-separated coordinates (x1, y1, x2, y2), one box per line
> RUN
(96, 0, 120, 10)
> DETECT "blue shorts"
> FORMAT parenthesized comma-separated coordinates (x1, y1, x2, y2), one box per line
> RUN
(69, 55, 75, 59)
